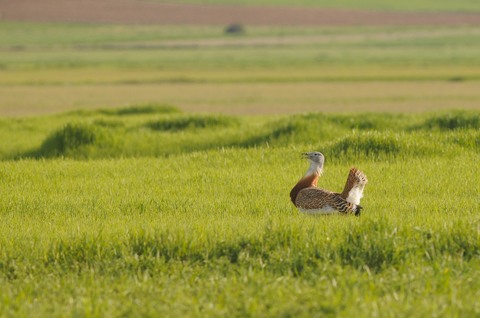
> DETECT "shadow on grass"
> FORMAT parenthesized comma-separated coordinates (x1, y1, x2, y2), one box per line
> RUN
(14, 110, 480, 160)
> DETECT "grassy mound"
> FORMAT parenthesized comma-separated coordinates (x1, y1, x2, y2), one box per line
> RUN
(415, 111, 480, 131)
(328, 113, 409, 131)
(65, 104, 181, 117)
(242, 113, 411, 148)
(336, 219, 402, 272)
(448, 130, 480, 150)
(35, 123, 113, 158)
(324, 131, 402, 161)
(101, 104, 181, 116)
(146, 114, 239, 132)
(11, 110, 480, 160)
(243, 113, 342, 147)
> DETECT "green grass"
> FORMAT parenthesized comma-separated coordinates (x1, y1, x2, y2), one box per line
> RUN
(1, 14, 479, 317)
(1, 107, 478, 160)
(0, 109, 480, 316)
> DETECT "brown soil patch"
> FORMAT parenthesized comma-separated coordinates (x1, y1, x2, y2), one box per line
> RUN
(1, 0, 480, 26)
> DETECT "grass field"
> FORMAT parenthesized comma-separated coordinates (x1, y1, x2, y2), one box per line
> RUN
(1, 12, 480, 316)
(0, 107, 479, 316)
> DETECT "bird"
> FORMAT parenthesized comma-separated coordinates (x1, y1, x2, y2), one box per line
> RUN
(289, 152, 368, 216)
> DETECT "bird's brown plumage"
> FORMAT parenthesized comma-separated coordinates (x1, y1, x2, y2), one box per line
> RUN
(289, 173, 318, 205)
(294, 187, 357, 214)
(290, 152, 368, 216)
(340, 168, 368, 201)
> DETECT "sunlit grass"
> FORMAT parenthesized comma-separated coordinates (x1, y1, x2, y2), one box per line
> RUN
(0, 141, 479, 316)
(0, 108, 478, 159)
(0, 17, 479, 316)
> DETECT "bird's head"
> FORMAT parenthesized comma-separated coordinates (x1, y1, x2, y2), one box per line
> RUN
(303, 152, 325, 165)
(301, 151, 325, 177)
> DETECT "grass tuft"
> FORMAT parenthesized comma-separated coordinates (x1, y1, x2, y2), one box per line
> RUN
(34, 122, 113, 158)
(146, 114, 239, 132)
(325, 131, 402, 161)
(11, 110, 480, 160)
(101, 103, 181, 116)
(242, 113, 341, 147)
(416, 111, 480, 131)
(337, 220, 403, 272)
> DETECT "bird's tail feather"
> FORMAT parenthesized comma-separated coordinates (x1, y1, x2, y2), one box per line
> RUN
(340, 168, 368, 205)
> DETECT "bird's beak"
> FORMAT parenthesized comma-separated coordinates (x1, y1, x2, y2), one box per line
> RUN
(302, 152, 310, 159)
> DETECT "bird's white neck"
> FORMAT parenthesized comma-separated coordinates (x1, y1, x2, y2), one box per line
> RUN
(290, 161, 323, 204)
(305, 161, 323, 178)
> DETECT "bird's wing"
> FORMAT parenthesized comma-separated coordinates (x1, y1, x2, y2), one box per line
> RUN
(295, 187, 333, 210)
(296, 187, 357, 214)
(340, 168, 368, 205)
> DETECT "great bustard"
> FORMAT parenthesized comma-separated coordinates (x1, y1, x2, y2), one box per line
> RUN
(290, 152, 368, 216)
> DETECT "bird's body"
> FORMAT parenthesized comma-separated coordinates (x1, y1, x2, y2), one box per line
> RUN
(290, 152, 367, 216)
